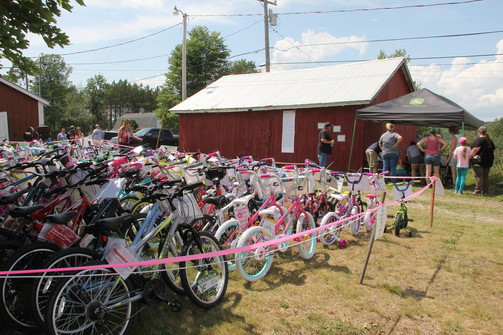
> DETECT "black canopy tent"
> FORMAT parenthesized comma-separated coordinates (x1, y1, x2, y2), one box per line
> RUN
(355, 88, 484, 130)
(348, 88, 484, 170)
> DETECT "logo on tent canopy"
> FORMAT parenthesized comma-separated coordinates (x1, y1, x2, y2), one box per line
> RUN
(410, 98, 424, 105)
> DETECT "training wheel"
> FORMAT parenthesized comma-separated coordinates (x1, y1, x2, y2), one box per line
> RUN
(276, 234, 289, 252)
(338, 239, 347, 249)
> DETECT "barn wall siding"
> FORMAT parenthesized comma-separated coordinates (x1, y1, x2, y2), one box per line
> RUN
(0, 82, 39, 140)
(178, 65, 416, 171)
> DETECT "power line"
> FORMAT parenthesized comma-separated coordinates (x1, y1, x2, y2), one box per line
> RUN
(270, 27, 323, 66)
(274, 29, 503, 52)
(30, 23, 182, 57)
(191, 0, 483, 17)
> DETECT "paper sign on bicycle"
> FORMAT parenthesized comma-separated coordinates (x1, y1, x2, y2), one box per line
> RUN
(234, 204, 250, 232)
(262, 217, 276, 240)
(105, 239, 138, 280)
(374, 206, 387, 240)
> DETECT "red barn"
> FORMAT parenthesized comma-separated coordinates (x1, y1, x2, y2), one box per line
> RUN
(171, 58, 416, 170)
(0, 78, 48, 141)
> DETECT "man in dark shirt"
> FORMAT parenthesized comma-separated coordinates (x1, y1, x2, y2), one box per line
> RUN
(366, 142, 382, 173)
(317, 122, 334, 168)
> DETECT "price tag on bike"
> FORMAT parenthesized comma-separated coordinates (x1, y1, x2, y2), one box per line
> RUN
(234, 204, 250, 231)
(374, 206, 387, 240)
(105, 239, 138, 280)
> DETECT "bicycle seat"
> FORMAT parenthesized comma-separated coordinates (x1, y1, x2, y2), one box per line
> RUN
(0, 188, 29, 205)
(204, 195, 228, 207)
(258, 207, 278, 217)
(330, 193, 348, 201)
(366, 193, 376, 199)
(93, 214, 136, 235)
(9, 205, 45, 218)
(44, 211, 78, 225)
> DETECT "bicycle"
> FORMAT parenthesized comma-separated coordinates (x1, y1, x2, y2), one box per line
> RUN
(386, 180, 416, 237)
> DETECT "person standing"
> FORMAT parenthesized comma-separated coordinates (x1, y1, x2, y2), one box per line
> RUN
(417, 127, 448, 179)
(453, 137, 471, 194)
(57, 128, 67, 141)
(67, 126, 75, 141)
(317, 122, 334, 168)
(469, 126, 496, 195)
(118, 120, 142, 151)
(91, 124, 104, 144)
(446, 125, 462, 187)
(379, 123, 402, 180)
(406, 141, 424, 178)
(365, 142, 381, 174)
(74, 127, 85, 146)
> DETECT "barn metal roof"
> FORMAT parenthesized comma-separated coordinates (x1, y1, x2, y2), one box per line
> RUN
(0, 77, 50, 105)
(171, 57, 412, 114)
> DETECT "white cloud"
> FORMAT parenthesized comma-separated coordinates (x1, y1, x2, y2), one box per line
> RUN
(410, 39, 503, 121)
(271, 30, 367, 69)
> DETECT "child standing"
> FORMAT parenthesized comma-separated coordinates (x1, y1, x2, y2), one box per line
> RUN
(453, 137, 472, 194)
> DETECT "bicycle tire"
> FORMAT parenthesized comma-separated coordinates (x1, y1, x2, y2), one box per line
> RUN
(318, 213, 341, 246)
(131, 200, 153, 215)
(235, 226, 274, 282)
(0, 240, 22, 266)
(44, 261, 137, 335)
(0, 242, 59, 333)
(214, 219, 240, 271)
(179, 231, 228, 309)
(159, 232, 185, 295)
(296, 213, 316, 260)
(0, 227, 17, 241)
(350, 205, 361, 236)
(30, 247, 100, 330)
(394, 213, 403, 237)
(119, 195, 139, 212)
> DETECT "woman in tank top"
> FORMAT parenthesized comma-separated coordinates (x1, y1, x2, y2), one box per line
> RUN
(417, 127, 448, 178)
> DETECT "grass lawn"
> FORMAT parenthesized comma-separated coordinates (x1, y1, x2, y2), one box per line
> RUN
(130, 186, 502, 335)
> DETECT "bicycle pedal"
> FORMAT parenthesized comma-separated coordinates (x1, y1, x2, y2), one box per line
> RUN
(408, 219, 414, 222)
(387, 215, 395, 219)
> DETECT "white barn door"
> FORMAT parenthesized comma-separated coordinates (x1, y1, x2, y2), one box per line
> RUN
(0, 112, 9, 141)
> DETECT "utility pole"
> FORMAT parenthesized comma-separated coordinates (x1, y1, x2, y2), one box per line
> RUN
(173, 6, 188, 100)
(263, 0, 270, 72)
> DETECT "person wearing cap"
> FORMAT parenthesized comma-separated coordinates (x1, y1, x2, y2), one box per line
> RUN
(378, 123, 402, 181)
(91, 124, 104, 144)
(452, 137, 471, 194)
(365, 142, 381, 174)
(317, 122, 335, 168)
(417, 127, 448, 179)
(469, 126, 496, 195)
(67, 125, 75, 140)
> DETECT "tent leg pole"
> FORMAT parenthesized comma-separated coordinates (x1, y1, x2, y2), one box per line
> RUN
(348, 118, 357, 171)
(461, 121, 465, 136)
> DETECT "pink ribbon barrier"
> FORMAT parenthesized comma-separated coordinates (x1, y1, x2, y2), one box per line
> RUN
(0, 178, 436, 276)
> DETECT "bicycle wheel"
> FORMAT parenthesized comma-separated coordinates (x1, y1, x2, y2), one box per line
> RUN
(160, 232, 185, 295)
(394, 213, 403, 237)
(0, 227, 17, 241)
(296, 213, 316, 260)
(179, 231, 228, 309)
(318, 213, 341, 246)
(350, 205, 361, 236)
(45, 261, 137, 335)
(364, 211, 376, 232)
(214, 218, 240, 270)
(235, 226, 274, 282)
(0, 240, 22, 266)
(0, 242, 59, 333)
(119, 195, 139, 212)
(30, 247, 100, 329)
(130, 200, 152, 215)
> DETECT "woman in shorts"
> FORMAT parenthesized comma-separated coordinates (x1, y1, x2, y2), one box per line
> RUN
(417, 127, 448, 178)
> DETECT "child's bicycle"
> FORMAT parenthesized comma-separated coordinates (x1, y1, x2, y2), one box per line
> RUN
(386, 180, 417, 237)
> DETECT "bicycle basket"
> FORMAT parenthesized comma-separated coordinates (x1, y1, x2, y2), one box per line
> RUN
(173, 193, 204, 222)
(184, 167, 205, 185)
(283, 176, 309, 197)
(252, 175, 283, 199)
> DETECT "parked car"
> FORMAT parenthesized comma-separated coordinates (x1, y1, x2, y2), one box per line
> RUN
(111, 128, 178, 149)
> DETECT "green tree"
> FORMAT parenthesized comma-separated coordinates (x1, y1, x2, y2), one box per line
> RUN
(84, 74, 109, 126)
(223, 59, 258, 75)
(30, 54, 75, 133)
(378, 49, 420, 90)
(0, 0, 85, 75)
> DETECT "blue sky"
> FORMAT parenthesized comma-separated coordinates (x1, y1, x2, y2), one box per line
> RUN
(2, 0, 503, 121)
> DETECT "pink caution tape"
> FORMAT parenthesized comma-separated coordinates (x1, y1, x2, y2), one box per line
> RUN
(0, 178, 436, 276)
